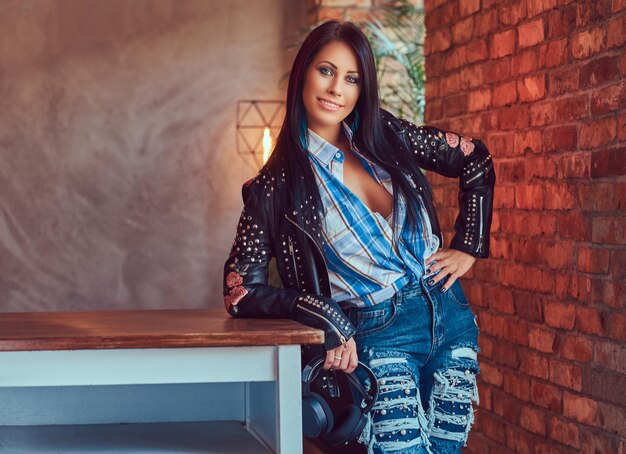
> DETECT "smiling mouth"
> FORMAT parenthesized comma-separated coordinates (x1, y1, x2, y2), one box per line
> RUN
(317, 98, 344, 110)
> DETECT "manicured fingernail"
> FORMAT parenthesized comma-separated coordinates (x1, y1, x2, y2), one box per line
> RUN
(429, 279, 435, 286)
(440, 286, 448, 293)
(425, 269, 431, 274)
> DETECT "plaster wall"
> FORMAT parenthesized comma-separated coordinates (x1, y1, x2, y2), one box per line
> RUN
(0, 0, 304, 311)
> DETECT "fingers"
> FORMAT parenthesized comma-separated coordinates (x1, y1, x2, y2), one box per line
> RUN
(324, 338, 358, 373)
(425, 249, 476, 291)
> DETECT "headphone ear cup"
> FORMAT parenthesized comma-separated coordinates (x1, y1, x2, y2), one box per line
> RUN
(323, 404, 365, 446)
(302, 392, 335, 438)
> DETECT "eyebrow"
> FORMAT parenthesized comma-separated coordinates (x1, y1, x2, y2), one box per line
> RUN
(319, 60, 359, 74)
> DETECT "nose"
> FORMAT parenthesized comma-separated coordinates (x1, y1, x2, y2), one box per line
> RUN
(328, 78, 342, 97)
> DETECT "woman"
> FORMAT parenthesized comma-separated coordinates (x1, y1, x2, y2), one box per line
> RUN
(223, 21, 495, 454)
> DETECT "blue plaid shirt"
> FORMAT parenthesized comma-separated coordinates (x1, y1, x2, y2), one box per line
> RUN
(307, 125, 440, 308)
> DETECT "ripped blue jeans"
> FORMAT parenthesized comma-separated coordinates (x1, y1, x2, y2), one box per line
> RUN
(345, 275, 480, 454)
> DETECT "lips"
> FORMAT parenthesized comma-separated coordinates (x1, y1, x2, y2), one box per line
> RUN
(317, 97, 344, 111)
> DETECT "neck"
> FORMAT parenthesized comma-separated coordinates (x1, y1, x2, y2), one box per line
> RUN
(310, 124, 349, 152)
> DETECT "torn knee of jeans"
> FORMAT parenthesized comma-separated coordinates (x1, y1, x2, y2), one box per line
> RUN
(427, 351, 480, 447)
(363, 356, 433, 453)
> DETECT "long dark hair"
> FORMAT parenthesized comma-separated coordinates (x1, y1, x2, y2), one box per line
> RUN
(266, 20, 428, 245)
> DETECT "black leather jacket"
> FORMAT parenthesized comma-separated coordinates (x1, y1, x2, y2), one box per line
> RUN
(223, 110, 495, 350)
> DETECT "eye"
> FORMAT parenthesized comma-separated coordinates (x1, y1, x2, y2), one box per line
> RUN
(346, 75, 360, 84)
(319, 67, 333, 76)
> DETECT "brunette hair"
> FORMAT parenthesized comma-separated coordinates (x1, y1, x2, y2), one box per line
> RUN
(266, 20, 428, 246)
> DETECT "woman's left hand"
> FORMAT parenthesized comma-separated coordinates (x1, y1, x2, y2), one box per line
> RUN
(424, 249, 476, 292)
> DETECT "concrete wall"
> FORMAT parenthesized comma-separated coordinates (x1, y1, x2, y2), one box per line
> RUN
(0, 0, 305, 312)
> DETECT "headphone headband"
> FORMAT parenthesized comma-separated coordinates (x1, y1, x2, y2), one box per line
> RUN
(302, 356, 379, 414)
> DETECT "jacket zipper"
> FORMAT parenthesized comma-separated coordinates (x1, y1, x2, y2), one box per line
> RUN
(476, 195, 485, 255)
(296, 304, 346, 345)
(467, 169, 486, 184)
(287, 235, 300, 286)
(284, 213, 330, 290)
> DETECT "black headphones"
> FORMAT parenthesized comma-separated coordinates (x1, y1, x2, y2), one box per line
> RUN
(302, 356, 379, 446)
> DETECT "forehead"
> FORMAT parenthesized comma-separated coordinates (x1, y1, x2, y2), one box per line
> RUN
(312, 41, 359, 71)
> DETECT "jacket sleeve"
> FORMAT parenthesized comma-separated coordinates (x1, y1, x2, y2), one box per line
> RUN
(393, 116, 496, 258)
(223, 179, 356, 350)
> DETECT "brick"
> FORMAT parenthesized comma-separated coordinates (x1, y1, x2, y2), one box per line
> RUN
(466, 39, 489, 63)
(514, 184, 543, 210)
(543, 125, 577, 152)
(484, 285, 515, 314)
(480, 361, 503, 386)
(491, 81, 517, 108)
(452, 15, 473, 44)
(547, 5, 577, 39)
(511, 47, 541, 75)
(580, 55, 622, 88)
(563, 391, 600, 426)
(496, 160, 525, 183)
(459, 0, 480, 16)
(591, 279, 624, 309)
(493, 388, 521, 422)
(481, 411, 508, 445)
(534, 442, 570, 454)
(444, 46, 467, 71)
(575, 306, 605, 335)
(607, 313, 626, 342)
(571, 27, 606, 59)
(500, 1, 527, 25)
(528, 326, 556, 353)
(575, 0, 613, 27)
(499, 104, 530, 130)
(459, 65, 485, 89)
(425, 98, 443, 121)
(598, 402, 626, 437)
(608, 15, 626, 48)
(556, 272, 594, 303)
(513, 130, 542, 154)
(518, 18, 545, 48)
(484, 58, 511, 83)
(443, 92, 468, 117)
(590, 368, 626, 407)
(430, 28, 452, 53)
(545, 183, 579, 210)
(614, 0, 626, 11)
(595, 340, 626, 375)
(491, 29, 516, 58)
(578, 246, 610, 274)
(549, 358, 583, 390)
(581, 429, 620, 454)
(557, 333, 594, 362)
(531, 381, 562, 412)
(544, 38, 569, 68)
(517, 74, 546, 102)
(556, 153, 591, 179)
(514, 292, 544, 322)
(530, 101, 556, 126)
(549, 416, 580, 449)
(493, 340, 520, 368)
(592, 216, 626, 244)
(580, 183, 617, 212)
(527, 0, 557, 16)
(521, 350, 549, 379)
(474, 8, 499, 37)
(559, 213, 591, 241)
(549, 66, 580, 96)
(611, 249, 626, 278)
(468, 88, 492, 112)
(503, 371, 530, 400)
(591, 81, 626, 115)
(554, 94, 589, 122)
(544, 301, 575, 329)
(520, 406, 546, 435)
(505, 425, 532, 454)
(580, 118, 618, 150)
(619, 113, 626, 140)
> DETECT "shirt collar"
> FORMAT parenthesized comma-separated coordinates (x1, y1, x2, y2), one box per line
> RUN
(307, 122, 353, 167)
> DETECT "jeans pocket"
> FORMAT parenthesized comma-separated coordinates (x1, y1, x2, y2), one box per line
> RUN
(355, 299, 397, 337)
(447, 280, 471, 308)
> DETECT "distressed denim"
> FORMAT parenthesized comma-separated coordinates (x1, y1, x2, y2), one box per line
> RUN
(345, 275, 480, 454)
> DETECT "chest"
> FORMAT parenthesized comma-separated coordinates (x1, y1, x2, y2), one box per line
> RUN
(341, 152, 393, 219)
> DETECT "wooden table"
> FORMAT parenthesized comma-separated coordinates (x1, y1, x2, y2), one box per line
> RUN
(0, 309, 324, 453)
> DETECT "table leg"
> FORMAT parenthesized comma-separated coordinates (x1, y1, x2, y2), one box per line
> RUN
(276, 345, 303, 453)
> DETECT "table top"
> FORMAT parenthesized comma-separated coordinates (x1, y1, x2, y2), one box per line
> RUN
(0, 308, 324, 351)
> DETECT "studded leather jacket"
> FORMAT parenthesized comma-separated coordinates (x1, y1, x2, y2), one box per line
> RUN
(223, 109, 495, 350)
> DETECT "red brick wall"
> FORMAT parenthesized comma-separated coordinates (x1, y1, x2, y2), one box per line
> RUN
(424, 0, 626, 452)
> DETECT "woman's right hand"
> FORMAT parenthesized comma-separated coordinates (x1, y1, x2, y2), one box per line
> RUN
(324, 337, 358, 373)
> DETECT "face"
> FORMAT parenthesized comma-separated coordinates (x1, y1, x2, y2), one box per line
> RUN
(301, 40, 361, 140)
